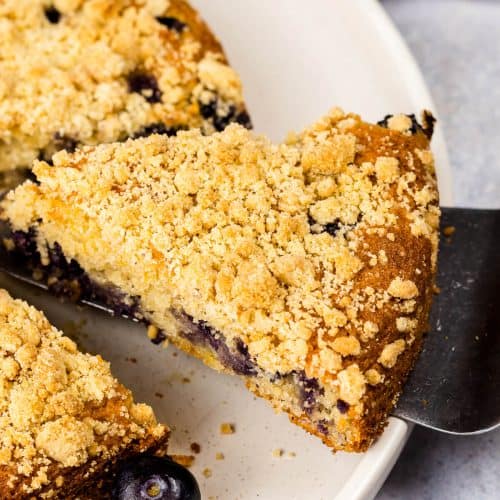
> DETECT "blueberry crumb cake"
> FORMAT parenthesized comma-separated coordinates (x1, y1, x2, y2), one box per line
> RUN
(0, 289, 169, 498)
(0, 0, 250, 173)
(1, 108, 440, 452)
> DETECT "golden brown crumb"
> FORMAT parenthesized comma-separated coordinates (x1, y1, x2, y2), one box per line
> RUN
(442, 225, 456, 237)
(220, 423, 235, 435)
(215, 452, 224, 460)
(190, 442, 201, 454)
(202, 468, 212, 478)
(271, 449, 283, 458)
(171, 455, 195, 468)
(147, 324, 160, 341)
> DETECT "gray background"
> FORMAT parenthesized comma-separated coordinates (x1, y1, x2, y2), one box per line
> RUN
(378, 1, 499, 499)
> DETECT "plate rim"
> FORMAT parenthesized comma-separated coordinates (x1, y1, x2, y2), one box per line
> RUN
(337, 1, 451, 498)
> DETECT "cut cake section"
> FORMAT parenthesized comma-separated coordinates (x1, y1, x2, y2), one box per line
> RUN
(0, 0, 250, 173)
(0, 289, 169, 498)
(1, 109, 440, 451)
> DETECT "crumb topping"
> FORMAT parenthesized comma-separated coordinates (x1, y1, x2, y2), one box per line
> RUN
(2, 108, 439, 415)
(0, 0, 247, 172)
(0, 289, 167, 494)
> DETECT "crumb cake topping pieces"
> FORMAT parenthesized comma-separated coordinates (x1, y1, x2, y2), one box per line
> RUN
(0, 290, 167, 493)
(2, 108, 439, 414)
(0, 0, 248, 171)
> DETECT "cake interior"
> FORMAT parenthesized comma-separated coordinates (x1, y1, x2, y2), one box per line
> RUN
(5, 228, 361, 450)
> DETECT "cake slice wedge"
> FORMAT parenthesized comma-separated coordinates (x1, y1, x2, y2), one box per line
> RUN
(1, 108, 440, 452)
(0, 289, 169, 498)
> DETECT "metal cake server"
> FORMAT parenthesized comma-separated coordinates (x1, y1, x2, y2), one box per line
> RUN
(0, 207, 499, 435)
(394, 207, 500, 434)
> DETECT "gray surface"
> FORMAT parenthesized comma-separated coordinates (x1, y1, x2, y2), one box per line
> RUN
(378, 1, 500, 499)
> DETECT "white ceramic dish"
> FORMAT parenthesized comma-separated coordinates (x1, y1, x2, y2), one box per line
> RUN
(0, 1, 452, 498)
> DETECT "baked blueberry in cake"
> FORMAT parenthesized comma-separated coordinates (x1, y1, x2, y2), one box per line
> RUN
(0, 0, 250, 173)
(0, 289, 170, 498)
(1, 109, 440, 451)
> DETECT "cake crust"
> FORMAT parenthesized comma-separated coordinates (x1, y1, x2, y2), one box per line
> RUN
(0, 289, 169, 498)
(1, 109, 440, 451)
(0, 0, 249, 172)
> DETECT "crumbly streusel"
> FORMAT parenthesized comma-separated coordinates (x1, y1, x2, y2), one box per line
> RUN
(0, 289, 168, 498)
(1, 108, 440, 451)
(0, 0, 249, 172)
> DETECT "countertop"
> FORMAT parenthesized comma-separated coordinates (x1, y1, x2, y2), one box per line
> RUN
(378, 1, 500, 499)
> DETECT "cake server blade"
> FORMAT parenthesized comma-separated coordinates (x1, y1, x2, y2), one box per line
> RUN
(1, 207, 499, 434)
(392, 207, 500, 434)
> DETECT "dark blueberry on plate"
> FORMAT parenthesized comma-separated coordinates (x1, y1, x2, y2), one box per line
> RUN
(156, 16, 187, 33)
(44, 6, 61, 24)
(114, 456, 201, 500)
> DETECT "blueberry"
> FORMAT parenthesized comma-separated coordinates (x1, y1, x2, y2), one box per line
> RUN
(324, 220, 341, 237)
(53, 132, 78, 153)
(156, 17, 187, 33)
(234, 110, 252, 129)
(198, 98, 252, 132)
(11, 229, 38, 258)
(44, 6, 61, 24)
(150, 329, 167, 345)
(317, 420, 329, 435)
(307, 215, 341, 237)
(180, 317, 257, 375)
(336, 399, 350, 414)
(377, 113, 423, 135)
(199, 100, 217, 120)
(296, 371, 323, 414)
(133, 123, 183, 139)
(114, 456, 201, 500)
(127, 72, 162, 103)
(421, 110, 436, 139)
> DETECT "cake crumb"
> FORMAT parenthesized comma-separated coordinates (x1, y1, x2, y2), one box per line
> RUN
(202, 468, 212, 478)
(171, 455, 195, 468)
(220, 423, 235, 435)
(272, 448, 283, 458)
(215, 452, 224, 460)
(442, 225, 456, 237)
(126, 357, 137, 364)
(190, 442, 201, 454)
(147, 324, 160, 340)
(182, 377, 191, 383)
(154, 392, 164, 399)
(287, 451, 296, 458)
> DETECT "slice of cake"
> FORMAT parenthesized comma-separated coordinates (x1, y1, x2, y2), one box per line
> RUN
(1, 109, 440, 451)
(0, 0, 250, 173)
(0, 289, 169, 498)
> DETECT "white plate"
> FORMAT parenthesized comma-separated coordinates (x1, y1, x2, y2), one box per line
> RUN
(0, 1, 452, 499)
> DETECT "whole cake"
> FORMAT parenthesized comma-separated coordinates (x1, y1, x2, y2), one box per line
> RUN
(0, 289, 169, 498)
(1, 109, 440, 451)
(0, 0, 250, 173)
